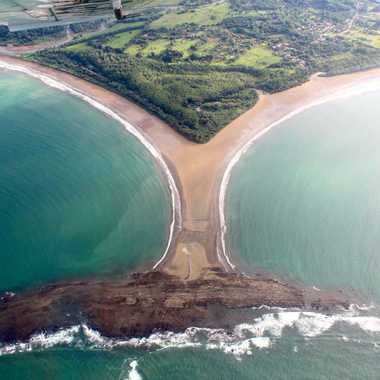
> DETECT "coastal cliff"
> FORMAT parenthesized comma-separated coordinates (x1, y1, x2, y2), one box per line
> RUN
(0, 269, 354, 344)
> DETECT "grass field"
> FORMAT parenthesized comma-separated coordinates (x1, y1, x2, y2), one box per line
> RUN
(127, 38, 169, 55)
(196, 39, 217, 54)
(105, 29, 141, 48)
(66, 42, 90, 52)
(72, 21, 145, 44)
(234, 46, 281, 68)
(139, 0, 180, 6)
(151, 2, 229, 28)
(170, 39, 197, 57)
(126, 36, 217, 58)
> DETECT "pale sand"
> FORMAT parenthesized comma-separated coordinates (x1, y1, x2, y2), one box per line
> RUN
(2, 55, 380, 279)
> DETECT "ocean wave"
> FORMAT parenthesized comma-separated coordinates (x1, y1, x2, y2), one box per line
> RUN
(218, 75, 380, 270)
(125, 360, 142, 380)
(0, 60, 182, 270)
(0, 326, 81, 356)
(1, 309, 380, 359)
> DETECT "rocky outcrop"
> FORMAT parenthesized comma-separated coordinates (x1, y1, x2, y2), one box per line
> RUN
(0, 270, 355, 343)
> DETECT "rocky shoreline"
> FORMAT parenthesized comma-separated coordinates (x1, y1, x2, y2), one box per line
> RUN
(0, 269, 356, 344)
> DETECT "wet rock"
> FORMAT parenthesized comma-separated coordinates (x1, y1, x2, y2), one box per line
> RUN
(0, 270, 355, 343)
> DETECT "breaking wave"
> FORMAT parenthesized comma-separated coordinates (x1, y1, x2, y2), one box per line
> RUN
(1, 307, 380, 360)
(125, 360, 142, 380)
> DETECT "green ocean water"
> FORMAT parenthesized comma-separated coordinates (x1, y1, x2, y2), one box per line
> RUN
(1, 338, 380, 380)
(227, 90, 380, 302)
(0, 71, 171, 292)
(2, 73, 380, 379)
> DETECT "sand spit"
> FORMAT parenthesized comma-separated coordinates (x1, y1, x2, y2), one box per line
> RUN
(2, 55, 380, 277)
(1, 56, 380, 346)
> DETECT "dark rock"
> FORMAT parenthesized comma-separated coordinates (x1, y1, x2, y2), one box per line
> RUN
(0, 270, 356, 343)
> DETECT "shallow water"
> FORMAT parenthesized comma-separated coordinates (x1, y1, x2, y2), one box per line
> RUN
(2, 74, 380, 379)
(0, 71, 171, 292)
(228, 89, 380, 302)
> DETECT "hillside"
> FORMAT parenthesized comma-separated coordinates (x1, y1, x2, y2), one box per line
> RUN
(30, 0, 380, 142)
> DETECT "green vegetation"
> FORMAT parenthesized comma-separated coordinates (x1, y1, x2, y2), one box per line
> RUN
(0, 20, 103, 46)
(31, 49, 260, 142)
(234, 46, 281, 68)
(29, 0, 380, 142)
(345, 30, 380, 48)
(65, 42, 90, 52)
(105, 29, 142, 48)
(151, 3, 230, 28)
(127, 38, 168, 55)
(0, 25, 67, 46)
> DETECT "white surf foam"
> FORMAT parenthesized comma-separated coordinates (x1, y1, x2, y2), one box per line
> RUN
(0, 60, 182, 269)
(218, 75, 380, 270)
(126, 360, 142, 380)
(2, 309, 380, 359)
(0, 326, 80, 356)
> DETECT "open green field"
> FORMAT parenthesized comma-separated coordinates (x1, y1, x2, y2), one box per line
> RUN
(139, 0, 181, 6)
(234, 46, 281, 68)
(72, 21, 145, 44)
(170, 39, 197, 58)
(128, 38, 168, 55)
(66, 42, 90, 52)
(105, 29, 142, 49)
(151, 2, 229, 29)
(127, 38, 200, 58)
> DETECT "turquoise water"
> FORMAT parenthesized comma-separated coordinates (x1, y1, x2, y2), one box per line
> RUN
(0, 71, 171, 292)
(1, 338, 380, 380)
(227, 89, 380, 302)
(2, 74, 380, 379)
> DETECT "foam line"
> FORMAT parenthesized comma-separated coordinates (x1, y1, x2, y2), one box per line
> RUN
(218, 75, 380, 270)
(1, 307, 380, 359)
(0, 60, 182, 269)
(127, 360, 142, 380)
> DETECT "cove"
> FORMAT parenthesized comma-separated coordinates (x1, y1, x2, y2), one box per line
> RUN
(0, 71, 171, 292)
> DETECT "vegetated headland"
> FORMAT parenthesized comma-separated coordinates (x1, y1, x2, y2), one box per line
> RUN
(1, 55, 380, 343)
(24, 0, 380, 142)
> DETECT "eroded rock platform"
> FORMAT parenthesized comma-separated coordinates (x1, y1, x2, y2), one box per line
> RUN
(0, 269, 355, 343)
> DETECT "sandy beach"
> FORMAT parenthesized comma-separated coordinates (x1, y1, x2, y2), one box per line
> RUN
(2, 54, 380, 279)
